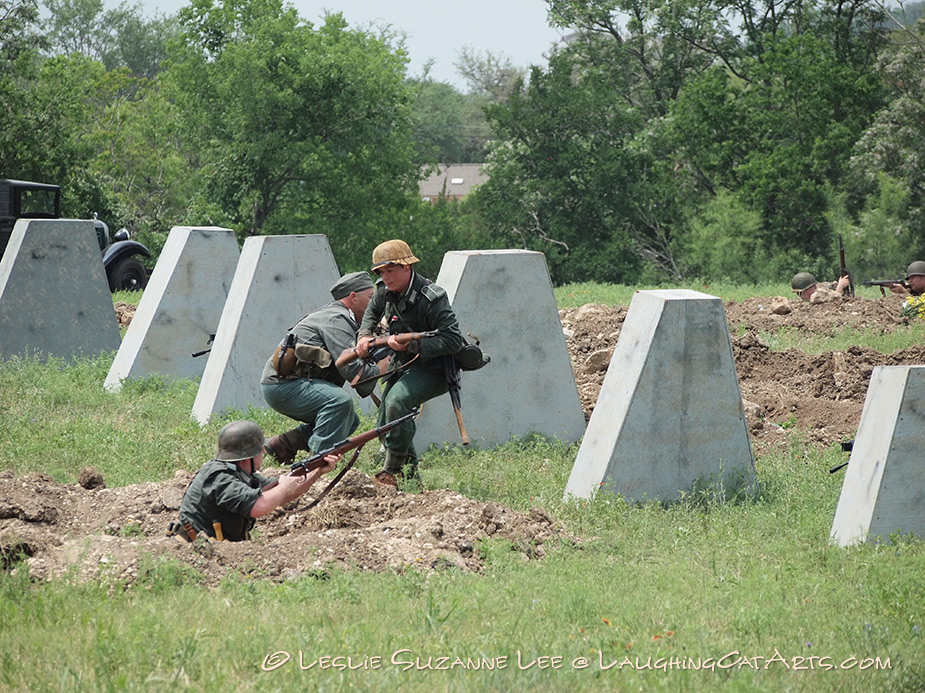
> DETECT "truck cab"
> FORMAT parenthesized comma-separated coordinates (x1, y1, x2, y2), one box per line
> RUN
(0, 178, 150, 291)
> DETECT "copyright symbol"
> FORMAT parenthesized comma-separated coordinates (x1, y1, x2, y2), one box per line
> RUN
(262, 651, 291, 671)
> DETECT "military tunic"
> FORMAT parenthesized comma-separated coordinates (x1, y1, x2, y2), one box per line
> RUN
(358, 271, 465, 472)
(179, 459, 274, 541)
(260, 301, 380, 452)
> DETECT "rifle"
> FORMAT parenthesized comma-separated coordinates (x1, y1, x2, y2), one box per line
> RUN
(863, 279, 908, 296)
(838, 235, 854, 297)
(335, 330, 439, 369)
(192, 333, 216, 358)
(829, 440, 853, 473)
(262, 408, 420, 508)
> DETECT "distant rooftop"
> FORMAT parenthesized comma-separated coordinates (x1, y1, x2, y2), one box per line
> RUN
(419, 164, 487, 201)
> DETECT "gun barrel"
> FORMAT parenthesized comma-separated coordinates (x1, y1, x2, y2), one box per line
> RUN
(290, 408, 418, 475)
(862, 279, 906, 287)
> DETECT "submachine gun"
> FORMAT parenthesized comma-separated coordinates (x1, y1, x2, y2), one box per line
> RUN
(862, 279, 908, 296)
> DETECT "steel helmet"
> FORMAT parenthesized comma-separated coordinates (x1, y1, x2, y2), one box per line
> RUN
(791, 272, 817, 292)
(370, 239, 420, 272)
(215, 420, 265, 461)
(906, 261, 925, 278)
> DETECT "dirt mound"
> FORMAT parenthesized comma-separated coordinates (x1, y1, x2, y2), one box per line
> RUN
(560, 293, 921, 450)
(1, 470, 566, 586)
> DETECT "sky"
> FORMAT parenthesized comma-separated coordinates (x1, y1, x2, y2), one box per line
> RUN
(141, 0, 568, 90)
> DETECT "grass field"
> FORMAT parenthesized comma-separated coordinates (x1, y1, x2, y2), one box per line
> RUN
(1, 283, 922, 692)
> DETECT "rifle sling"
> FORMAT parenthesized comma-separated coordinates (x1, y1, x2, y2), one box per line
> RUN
(350, 353, 420, 388)
(294, 445, 365, 512)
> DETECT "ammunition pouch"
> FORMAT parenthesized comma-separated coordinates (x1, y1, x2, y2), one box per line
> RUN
(294, 343, 333, 369)
(272, 335, 334, 379)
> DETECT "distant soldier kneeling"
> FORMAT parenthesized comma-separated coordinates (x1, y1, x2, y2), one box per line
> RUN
(171, 420, 339, 542)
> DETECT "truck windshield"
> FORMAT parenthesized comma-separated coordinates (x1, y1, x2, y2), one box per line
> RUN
(19, 188, 59, 217)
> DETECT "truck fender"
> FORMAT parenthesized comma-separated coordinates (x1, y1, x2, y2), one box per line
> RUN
(102, 240, 151, 268)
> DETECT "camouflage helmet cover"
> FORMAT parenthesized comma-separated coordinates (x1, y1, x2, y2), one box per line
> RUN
(370, 239, 420, 272)
(905, 261, 925, 278)
(215, 420, 265, 462)
(791, 272, 817, 292)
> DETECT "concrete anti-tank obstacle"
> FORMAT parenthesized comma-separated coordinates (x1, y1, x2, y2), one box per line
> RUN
(830, 365, 925, 546)
(191, 235, 340, 425)
(0, 219, 120, 360)
(413, 249, 586, 451)
(564, 289, 755, 503)
(105, 226, 240, 391)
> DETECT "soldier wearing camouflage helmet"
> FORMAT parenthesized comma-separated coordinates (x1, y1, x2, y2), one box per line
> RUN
(176, 420, 339, 541)
(354, 239, 465, 486)
(790, 271, 850, 303)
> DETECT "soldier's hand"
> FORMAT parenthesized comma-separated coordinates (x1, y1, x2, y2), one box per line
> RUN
(387, 334, 409, 352)
(318, 453, 340, 474)
(889, 283, 908, 295)
(355, 337, 374, 359)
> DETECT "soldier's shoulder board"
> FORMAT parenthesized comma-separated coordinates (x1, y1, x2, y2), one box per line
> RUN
(421, 283, 446, 301)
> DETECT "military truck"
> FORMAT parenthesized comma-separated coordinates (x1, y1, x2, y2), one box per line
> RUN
(0, 178, 151, 291)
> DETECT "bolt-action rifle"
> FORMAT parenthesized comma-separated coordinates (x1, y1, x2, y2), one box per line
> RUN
(262, 408, 420, 509)
(863, 279, 908, 296)
(335, 330, 439, 369)
(839, 235, 854, 297)
(192, 333, 216, 358)
(829, 440, 853, 473)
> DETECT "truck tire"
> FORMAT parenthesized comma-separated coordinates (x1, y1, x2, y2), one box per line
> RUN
(109, 257, 148, 292)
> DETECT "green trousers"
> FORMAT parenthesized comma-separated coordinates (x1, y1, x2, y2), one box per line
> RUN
(378, 365, 448, 473)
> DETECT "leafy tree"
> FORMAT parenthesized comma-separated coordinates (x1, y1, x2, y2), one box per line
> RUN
(409, 77, 493, 164)
(101, 3, 178, 79)
(44, 0, 178, 78)
(850, 17, 925, 251)
(43, 0, 106, 60)
(165, 1, 420, 270)
(478, 0, 888, 282)
(0, 0, 47, 175)
(478, 51, 648, 284)
(1, 0, 47, 61)
(454, 47, 526, 101)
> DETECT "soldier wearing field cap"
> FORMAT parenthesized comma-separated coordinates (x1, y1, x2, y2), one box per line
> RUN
(354, 239, 465, 486)
(260, 271, 387, 464)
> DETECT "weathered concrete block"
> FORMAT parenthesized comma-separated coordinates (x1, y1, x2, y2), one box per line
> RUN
(564, 289, 755, 503)
(831, 365, 925, 546)
(105, 226, 240, 391)
(191, 235, 340, 424)
(414, 250, 586, 451)
(0, 219, 120, 360)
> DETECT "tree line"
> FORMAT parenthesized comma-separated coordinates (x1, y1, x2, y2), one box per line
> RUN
(2, 0, 924, 285)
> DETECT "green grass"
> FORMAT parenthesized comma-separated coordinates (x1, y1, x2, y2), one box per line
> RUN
(554, 280, 904, 308)
(0, 284, 923, 691)
(759, 324, 925, 354)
